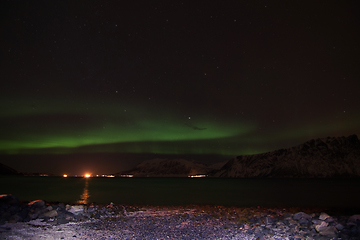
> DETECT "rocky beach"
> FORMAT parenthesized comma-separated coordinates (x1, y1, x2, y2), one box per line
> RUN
(1, 194, 360, 239)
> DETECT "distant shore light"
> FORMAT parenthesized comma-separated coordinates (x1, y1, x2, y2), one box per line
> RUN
(84, 174, 91, 178)
(63, 174, 68, 178)
(120, 174, 133, 177)
(188, 174, 206, 178)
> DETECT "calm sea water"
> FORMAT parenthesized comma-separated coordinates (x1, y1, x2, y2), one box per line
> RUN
(1, 176, 360, 208)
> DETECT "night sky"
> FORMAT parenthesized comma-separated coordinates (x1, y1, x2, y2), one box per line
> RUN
(1, 1, 360, 175)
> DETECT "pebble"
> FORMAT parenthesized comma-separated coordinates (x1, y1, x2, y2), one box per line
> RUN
(1, 194, 360, 239)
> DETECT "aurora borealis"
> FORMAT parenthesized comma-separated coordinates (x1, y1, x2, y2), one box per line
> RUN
(1, 1, 360, 175)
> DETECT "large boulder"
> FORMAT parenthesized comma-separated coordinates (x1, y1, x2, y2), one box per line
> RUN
(0, 195, 22, 224)
(66, 205, 84, 215)
(28, 200, 45, 209)
(0, 194, 20, 205)
(28, 200, 46, 219)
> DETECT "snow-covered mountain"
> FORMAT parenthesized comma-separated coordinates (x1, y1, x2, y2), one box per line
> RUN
(119, 158, 215, 177)
(212, 134, 360, 178)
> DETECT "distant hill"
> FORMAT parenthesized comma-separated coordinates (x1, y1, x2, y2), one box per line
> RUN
(118, 158, 217, 177)
(0, 162, 21, 175)
(212, 134, 360, 178)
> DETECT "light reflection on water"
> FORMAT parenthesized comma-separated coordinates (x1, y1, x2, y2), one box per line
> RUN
(77, 179, 90, 204)
(1, 177, 360, 207)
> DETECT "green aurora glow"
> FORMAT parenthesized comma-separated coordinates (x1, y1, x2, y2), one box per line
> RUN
(0, 97, 259, 155)
(1, 96, 359, 157)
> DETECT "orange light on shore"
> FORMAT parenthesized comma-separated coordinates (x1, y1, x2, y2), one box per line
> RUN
(63, 174, 68, 178)
(84, 174, 91, 178)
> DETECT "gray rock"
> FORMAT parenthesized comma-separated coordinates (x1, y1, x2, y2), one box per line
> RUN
(0, 211, 11, 222)
(294, 212, 311, 221)
(17, 208, 29, 222)
(348, 214, 360, 223)
(265, 216, 274, 225)
(298, 217, 310, 226)
(324, 217, 334, 223)
(57, 218, 69, 224)
(45, 206, 53, 211)
(87, 206, 97, 213)
(67, 205, 84, 215)
(335, 223, 344, 230)
(312, 219, 322, 224)
(56, 210, 75, 222)
(8, 205, 21, 215)
(28, 219, 51, 226)
(9, 214, 23, 223)
(315, 221, 328, 232)
(318, 226, 337, 237)
(29, 212, 39, 220)
(28, 200, 45, 209)
(43, 210, 58, 218)
(319, 212, 330, 220)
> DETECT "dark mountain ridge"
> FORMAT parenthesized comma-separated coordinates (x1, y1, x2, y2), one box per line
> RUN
(0, 162, 21, 175)
(118, 158, 215, 177)
(212, 134, 360, 178)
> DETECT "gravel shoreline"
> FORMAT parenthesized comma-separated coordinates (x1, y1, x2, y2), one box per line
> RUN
(1, 195, 360, 239)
